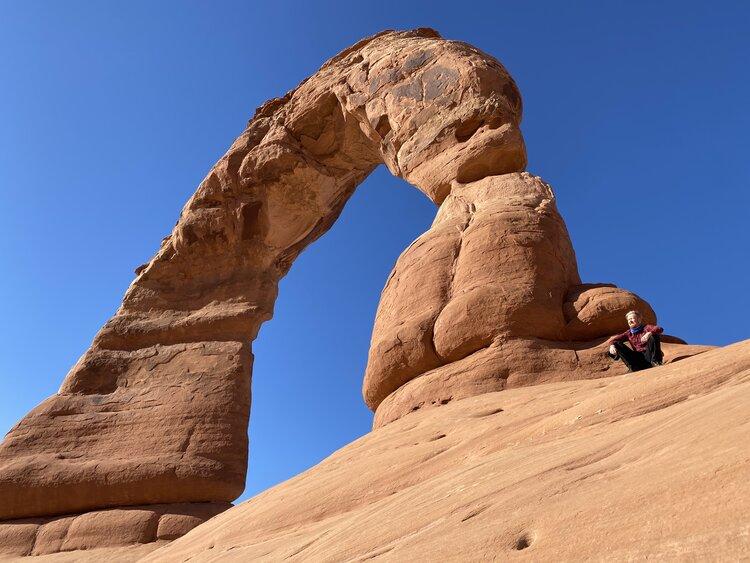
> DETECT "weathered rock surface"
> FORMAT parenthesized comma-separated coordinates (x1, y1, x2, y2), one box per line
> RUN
(0, 26, 718, 558)
(372, 340, 713, 428)
(364, 173, 579, 411)
(0, 343, 251, 521)
(563, 283, 656, 341)
(132, 341, 748, 562)
(5, 343, 743, 561)
(0, 502, 228, 559)
(363, 172, 701, 427)
(0, 28, 527, 525)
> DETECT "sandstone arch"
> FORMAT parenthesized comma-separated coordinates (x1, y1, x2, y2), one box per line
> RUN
(0, 28, 527, 523)
(0, 29, 689, 547)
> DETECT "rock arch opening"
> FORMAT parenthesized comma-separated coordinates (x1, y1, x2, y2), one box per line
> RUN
(243, 167, 433, 500)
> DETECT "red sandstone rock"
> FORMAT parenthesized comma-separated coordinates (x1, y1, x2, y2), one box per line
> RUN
(364, 173, 580, 410)
(139, 342, 750, 562)
(0, 27, 716, 557)
(363, 173, 704, 427)
(563, 283, 656, 341)
(0, 503, 228, 558)
(0, 28, 527, 525)
(0, 342, 250, 520)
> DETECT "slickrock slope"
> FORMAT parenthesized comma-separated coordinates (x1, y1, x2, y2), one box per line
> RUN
(4, 342, 746, 561)
(137, 340, 748, 562)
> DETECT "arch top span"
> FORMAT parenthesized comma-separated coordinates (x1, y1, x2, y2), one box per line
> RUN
(99, 27, 527, 351)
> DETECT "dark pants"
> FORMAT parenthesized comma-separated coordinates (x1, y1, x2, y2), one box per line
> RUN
(609, 335, 663, 372)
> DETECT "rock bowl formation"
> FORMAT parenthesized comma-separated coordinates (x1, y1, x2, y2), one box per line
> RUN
(0, 28, 731, 559)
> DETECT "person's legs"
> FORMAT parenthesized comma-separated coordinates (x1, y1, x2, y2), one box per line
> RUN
(643, 334, 663, 366)
(610, 342, 651, 372)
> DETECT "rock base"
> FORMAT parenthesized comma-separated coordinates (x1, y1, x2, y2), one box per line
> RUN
(373, 340, 714, 427)
(0, 502, 229, 558)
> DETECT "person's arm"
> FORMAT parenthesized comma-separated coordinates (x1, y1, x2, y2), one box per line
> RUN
(607, 330, 629, 344)
(640, 324, 663, 342)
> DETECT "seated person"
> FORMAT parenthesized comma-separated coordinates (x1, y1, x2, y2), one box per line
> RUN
(606, 310, 664, 372)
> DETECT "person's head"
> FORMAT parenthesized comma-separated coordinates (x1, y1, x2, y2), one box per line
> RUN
(626, 310, 642, 328)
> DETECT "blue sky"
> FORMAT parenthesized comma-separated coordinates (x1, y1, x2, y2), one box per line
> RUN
(1, 1, 748, 502)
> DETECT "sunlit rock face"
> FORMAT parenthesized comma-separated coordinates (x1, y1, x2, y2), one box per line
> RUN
(140, 342, 750, 563)
(364, 173, 667, 427)
(0, 27, 527, 529)
(0, 28, 704, 555)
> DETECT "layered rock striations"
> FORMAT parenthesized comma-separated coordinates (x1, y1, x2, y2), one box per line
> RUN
(0, 503, 229, 559)
(145, 343, 750, 561)
(0, 28, 529, 526)
(364, 172, 669, 426)
(0, 28, 711, 556)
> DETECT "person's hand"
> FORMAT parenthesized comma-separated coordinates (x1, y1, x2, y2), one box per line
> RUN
(641, 331, 652, 343)
(609, 344, 617, 356)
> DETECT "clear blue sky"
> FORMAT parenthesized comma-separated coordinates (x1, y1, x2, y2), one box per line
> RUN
(1, 1, 748, 503)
